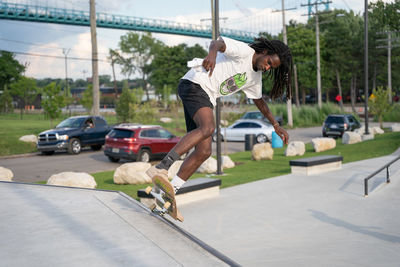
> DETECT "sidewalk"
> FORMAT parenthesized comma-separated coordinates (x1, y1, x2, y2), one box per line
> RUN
(178, 151, 400, 266)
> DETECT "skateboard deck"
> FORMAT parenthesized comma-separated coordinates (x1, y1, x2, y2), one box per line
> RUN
(145, 174, 184, 222)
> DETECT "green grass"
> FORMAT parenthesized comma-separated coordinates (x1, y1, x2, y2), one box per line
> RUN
(0, 118, 59, 156)
(90, 131, 400, 199)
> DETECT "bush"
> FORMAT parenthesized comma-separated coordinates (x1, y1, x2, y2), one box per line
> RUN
(382, 103, 400, 122)
(130, 102, 156, 124)
(369, 87, 393, 128)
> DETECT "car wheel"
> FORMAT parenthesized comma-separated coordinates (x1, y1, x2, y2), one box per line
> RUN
(68, 138, 81, 154)
(107, 156, 120, 162)
(138, 149, 151, 162)
(91, 144, 102, 151)
(41, 151, 54, 155)
(256, 134, 268, 143)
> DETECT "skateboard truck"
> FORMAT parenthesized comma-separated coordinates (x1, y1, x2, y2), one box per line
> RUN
(145, 186, 172, 216)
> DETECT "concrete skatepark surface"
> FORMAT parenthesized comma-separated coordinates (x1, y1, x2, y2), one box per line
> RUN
(179, 154, 400, 266)
(0, 183, 234, 266)
(1, 151, 400, 266)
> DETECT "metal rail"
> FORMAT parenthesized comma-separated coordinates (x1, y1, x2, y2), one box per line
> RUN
(364, 155, 400, 197)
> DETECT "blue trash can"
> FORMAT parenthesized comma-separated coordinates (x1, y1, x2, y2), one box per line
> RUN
(271, 131, 283, 148)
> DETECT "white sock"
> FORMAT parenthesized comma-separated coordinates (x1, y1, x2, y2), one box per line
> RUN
(170, 175, 185, 193)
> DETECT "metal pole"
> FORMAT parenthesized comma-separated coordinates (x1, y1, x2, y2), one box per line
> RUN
(212, 0, 222, 175)
(315, 4, 322, 109)
(281, 0, 293, 127)
(387, 166, 390, 183)
(63, 48, 71, 115)
(364, 0, 369, 134)
(388, 32, 392, 103)
(62, 48, 70, 95)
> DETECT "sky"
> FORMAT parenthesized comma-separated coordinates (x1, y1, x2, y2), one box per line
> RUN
(0, 0, 393, 81)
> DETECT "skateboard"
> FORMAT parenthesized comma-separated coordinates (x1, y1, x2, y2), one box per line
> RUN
(145, 175, 184, 222)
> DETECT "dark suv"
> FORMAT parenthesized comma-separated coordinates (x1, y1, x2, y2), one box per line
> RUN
(322, 114, 361, 137)
(37, 116, 111, 155)
(104, 124, 180, 162)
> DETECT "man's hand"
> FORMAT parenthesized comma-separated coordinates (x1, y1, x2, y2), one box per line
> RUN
(202, 38, 226, 77)
(274, 125, 289, 145)
(202, 51, 217, 77)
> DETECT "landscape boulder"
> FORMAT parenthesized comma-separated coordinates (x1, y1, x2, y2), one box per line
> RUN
(0, 167, 13, 181)
(222, 155, 235, 169)
(285, 141, 305, 156)
(114, 162, 152, 185)
(391, 123, 400, 132)
(311, 138, 336, 152)
(197, 157, 217, 173)
(252, 142, 273, 161)
(47, 172, 97, 189)
(160, 117, 172, 123)
(355, 126, 373, 135)
(19, 135, 38, 144)
(342, 132, 362, 145)
(372, 127, 384, 134)
(362, 133, 375, 141)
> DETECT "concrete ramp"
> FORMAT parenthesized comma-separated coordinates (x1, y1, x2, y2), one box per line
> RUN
(0, 182, 238, 267)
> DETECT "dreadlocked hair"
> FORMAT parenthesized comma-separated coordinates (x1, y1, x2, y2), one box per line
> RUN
(250, 37, 293, 100)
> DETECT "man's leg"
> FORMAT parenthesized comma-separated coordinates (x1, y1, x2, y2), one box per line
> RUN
(146, 107, 215, 190)
(176, 135, 212, 181)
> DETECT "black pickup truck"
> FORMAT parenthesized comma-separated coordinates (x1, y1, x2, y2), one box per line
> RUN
(37, 115, 111, 155)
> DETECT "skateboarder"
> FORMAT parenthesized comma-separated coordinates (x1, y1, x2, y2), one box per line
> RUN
(147, 35, 292, 194)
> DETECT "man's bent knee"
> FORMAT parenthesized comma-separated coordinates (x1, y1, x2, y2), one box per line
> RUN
(199, 125, 215, 138)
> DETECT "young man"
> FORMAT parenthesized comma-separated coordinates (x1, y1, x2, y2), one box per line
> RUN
(147, 36, 292, 193)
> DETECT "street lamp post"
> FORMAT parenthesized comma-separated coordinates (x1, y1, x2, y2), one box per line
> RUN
(364, 0, 369, 134)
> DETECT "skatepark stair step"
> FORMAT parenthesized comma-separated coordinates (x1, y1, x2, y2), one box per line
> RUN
(289, 155, 343, 175)
(138, 177, 221, 206)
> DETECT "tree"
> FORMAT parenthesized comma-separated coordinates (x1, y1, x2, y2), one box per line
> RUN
(149, 43, 207, 102)
(81, 84, 93, 112)
(9, 77, 38, 119)
(368, 87, 393, 129)
(0, 85, 13, 113)
(115, 81, 138, 122)
(370, 0, 400, 31)
(287, 21, 316, 104)
(113, 32, 163, 101)
(0, 51, 25, 91)
(41, 82, 65, 127)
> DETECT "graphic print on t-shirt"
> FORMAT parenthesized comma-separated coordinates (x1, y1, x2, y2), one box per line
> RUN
(219, 72, 247, 95)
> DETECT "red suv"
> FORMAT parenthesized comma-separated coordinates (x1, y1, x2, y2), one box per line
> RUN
(104, 124, 180, 162)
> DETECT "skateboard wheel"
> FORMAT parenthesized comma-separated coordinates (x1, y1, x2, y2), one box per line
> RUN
(145, 186, 152, 194)
(163, 202, 171, 210)
(149, 203, 156, 211)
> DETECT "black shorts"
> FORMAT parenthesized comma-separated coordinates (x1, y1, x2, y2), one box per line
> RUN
(178, 79, 214, 132)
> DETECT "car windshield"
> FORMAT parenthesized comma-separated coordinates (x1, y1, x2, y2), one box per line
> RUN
(108, 129, 134, 138)
(243, 112, 263, 120)
(56, 117, 86, 128)
(325, 116, 344, 123)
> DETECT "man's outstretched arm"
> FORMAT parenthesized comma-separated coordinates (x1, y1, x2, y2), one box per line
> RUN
(202, 38, 226, 77)
(253, 98, 289, 144)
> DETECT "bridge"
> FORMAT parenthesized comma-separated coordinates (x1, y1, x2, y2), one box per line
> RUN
(0, 1, 257, 43)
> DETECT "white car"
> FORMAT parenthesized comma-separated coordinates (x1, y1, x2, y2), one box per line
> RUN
(213, 119, 274, 143)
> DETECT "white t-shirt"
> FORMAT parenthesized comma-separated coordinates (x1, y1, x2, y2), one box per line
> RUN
(182, 36, 262, 106)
